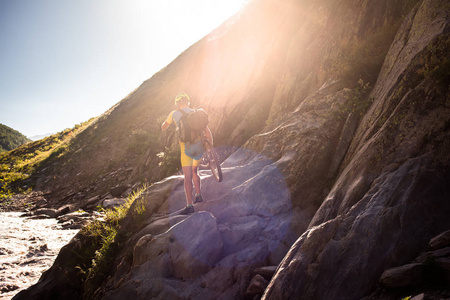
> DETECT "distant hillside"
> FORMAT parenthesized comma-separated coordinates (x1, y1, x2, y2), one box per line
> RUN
(29, 133, 54, 141)
(0, 124, 30, 152)
(0, 119, 95, 202)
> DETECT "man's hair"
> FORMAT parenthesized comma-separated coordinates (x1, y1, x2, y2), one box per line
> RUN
(175, 92, 190, 106)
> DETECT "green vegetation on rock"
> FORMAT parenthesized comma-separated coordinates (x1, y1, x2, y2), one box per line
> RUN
(78, 184, 147, 299)
(337, 79, 374, 121)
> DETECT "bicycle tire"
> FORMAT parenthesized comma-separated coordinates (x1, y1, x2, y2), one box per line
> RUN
(203, 139, 223, 182)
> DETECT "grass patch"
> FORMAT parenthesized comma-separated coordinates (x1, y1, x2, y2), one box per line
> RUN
(79, 184, 147, 298)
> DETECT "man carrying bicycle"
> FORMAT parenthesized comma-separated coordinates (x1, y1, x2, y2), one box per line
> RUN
(161, 92, 213, 215)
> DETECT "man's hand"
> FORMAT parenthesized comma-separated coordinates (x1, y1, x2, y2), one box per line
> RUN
(161, 120, 170, 131)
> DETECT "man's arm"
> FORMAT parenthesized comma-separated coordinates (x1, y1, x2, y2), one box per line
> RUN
(161, 111, 174, 131)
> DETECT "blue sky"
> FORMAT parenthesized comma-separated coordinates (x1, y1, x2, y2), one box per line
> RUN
(0, 0, 247, 138)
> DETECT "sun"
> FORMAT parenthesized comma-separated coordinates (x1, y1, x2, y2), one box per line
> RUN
(107, 0, 249, 79)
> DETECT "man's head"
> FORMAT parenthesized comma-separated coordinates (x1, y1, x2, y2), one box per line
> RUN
(175, 92, 190, 108)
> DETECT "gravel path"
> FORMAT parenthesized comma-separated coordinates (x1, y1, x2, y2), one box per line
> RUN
(0, 212, 79, 300)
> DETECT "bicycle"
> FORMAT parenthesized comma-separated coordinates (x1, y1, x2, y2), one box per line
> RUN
(200, 137, 223, 182)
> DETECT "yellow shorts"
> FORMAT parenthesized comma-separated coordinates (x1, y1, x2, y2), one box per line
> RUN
(180, 142, 202, 167)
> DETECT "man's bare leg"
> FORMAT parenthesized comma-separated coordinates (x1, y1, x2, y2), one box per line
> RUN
(192, 165, 201, 196)
(182, 166, 193, 205)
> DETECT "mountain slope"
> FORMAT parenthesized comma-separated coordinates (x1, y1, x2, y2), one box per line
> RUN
(0, 124, 30, 152)
(13, 0, 450, 299)
(0, 121, 94, 204)
(29, 0, 418, 208)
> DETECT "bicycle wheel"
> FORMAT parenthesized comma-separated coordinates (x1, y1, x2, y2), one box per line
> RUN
(203, 139, 223, 182)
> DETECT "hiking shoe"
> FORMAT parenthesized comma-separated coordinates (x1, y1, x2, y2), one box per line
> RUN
(194, 194, 203, 204)
(179, 205, 194, 215)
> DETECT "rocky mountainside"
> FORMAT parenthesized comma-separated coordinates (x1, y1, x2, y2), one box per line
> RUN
(264, 0, 450, 298)
(13, 0, 450, 299)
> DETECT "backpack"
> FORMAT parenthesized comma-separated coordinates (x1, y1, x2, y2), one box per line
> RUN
(177, 108, 209, 145)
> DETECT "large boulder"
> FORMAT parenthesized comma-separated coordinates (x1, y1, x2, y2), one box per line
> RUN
(133, 212, 223, 279)
(110, 185, 132, 198)
(245, 274, 269, 297)
(380, 263, 425, 288)
(429, 230, 450, 250)
(102, 198, 127, 209)
(32, 208, 60, 218)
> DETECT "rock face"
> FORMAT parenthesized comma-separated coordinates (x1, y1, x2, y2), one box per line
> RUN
(13, 0, 450, 299)
(263, 0, 450, 299)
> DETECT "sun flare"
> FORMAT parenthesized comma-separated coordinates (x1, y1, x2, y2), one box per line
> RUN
(110, 0, 250, 72)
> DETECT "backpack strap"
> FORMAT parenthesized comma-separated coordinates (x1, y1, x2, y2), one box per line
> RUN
(177, 109, 191, 144)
